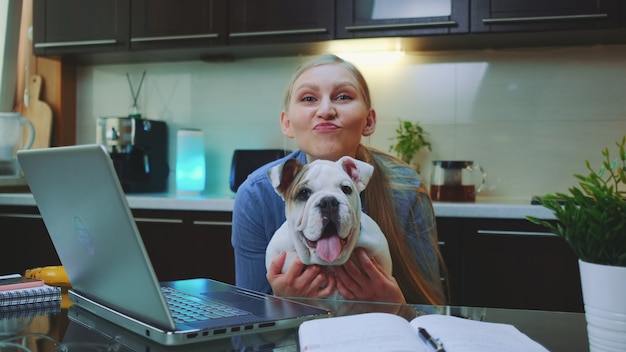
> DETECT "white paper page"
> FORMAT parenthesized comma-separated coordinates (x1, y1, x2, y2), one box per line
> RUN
(299, 313, 427, 352)
(409, 314, 549, 352)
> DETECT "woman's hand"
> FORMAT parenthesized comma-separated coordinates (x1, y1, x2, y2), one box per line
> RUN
(266, 252, 337, 298)
(335, 247, 407, 304)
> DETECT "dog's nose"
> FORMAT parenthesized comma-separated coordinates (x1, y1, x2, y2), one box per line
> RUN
(319, 196, 339, 214)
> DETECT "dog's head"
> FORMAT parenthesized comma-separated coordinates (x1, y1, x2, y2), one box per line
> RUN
(267, 156, 374, 265)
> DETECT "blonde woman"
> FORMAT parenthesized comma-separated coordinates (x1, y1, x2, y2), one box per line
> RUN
(232, 54, 446, 305)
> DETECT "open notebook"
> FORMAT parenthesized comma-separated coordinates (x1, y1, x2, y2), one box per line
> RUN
(298, 312, 548, 352)
(18, 144, 329, 345)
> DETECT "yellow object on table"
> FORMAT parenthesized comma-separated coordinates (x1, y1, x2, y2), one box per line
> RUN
(24, 265, 72, 308)
(24, 266, 71, 287)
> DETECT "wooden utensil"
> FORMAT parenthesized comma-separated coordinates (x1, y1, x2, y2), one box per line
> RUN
(17, 75, 53, 149)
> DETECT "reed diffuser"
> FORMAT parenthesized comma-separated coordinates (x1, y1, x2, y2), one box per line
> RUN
(126, 71, 146, 119)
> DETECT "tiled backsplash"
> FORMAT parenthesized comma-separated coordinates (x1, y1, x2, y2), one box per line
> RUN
(76, 44, 626, 200)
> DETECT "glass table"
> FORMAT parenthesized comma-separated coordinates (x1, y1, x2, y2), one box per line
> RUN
(0, 297, 588, 352)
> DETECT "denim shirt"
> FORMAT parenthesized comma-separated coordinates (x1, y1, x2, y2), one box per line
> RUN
(230, 150, 439, 294)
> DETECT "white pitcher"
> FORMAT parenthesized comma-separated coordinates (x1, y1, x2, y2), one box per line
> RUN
(0, 112, 35, 177)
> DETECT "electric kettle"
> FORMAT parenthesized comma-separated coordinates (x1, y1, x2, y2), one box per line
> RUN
(0, 112, 35, 177)
(430, 160, 486, 202)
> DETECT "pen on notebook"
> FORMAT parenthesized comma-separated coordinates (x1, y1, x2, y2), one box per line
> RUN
(418, 327, 446, 352)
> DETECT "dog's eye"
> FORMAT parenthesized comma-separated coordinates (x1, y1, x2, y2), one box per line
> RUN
(295, 188, 311, 201)
(341, 185, 353, 195)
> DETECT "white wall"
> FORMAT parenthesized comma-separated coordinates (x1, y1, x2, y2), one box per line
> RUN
(75, 44, 626, 200)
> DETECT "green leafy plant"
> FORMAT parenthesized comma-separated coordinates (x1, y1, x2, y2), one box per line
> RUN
(389, 119, 432, 173)
(527, 136, 626, 267)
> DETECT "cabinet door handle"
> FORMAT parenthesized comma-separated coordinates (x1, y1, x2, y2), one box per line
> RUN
(476, 230, 555, 237)
(131, 33, 219, 43)
(229, 28, 327, 38)
(34, 39, 118, 49)
(0, 213, 43, 219)
(345, 21, 457, 31)
(482, 13, 608, 25)
(193, 220, 232, 226)
(134, 217, 183, 224)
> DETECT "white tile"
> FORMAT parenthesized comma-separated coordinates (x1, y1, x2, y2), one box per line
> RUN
(76, 45, 626, 196)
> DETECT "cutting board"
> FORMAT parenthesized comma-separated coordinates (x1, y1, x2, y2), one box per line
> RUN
(17, 75, 53, 149)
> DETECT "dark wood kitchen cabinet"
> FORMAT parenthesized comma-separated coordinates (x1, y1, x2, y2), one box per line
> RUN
(437, 217, 583, 312)
(33, 0, 228, 56)
(131, 209, 235, 284)
(33, 0, 626, 62)
(228, 0, 335, 45)
(0, 205, 234, 284)
(0, 206, 60, 275)
(471, 0, 623, 33)
(129, 0, 227, 51)
(132, 210, 191, 282)
(436, 217, 464, 306)
(189, 212, 235, 285)
(336, 0, 469, 39)
(33, 0, 130, 56)
(464, 218, 583, 312)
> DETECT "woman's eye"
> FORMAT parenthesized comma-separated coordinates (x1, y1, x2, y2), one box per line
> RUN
(300, 96, 316, 102)
(336, 94, 352, 101)
(341, 185, 353, 195)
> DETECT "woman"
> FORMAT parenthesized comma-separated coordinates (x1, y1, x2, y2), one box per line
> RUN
(231, 54, 446, 305)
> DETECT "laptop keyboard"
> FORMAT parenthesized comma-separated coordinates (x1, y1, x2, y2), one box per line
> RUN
(161, 287, 249, 324)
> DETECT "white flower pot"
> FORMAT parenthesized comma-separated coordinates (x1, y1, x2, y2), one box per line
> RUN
(579, 259, 626, 352)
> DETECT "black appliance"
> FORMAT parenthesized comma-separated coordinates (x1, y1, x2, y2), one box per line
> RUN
(97, 117, 169, 193)
(229, 149, 290, 192)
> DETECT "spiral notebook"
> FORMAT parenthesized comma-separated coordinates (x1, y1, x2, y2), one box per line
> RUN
(0, 299, 61, 319)
(0, 284, 61, 306)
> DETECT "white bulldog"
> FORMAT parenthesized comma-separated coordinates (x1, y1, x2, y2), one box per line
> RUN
(265, 156, 392, 287)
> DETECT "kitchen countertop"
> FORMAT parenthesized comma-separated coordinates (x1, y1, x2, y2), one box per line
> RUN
(0, 193, 555, 220)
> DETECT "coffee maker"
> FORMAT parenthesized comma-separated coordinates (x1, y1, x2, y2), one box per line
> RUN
(97, 117, 169, 193)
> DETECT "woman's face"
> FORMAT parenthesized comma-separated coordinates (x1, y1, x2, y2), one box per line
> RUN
(281, 63, 376, 162)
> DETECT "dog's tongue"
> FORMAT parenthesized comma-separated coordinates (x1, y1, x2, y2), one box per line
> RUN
(316, 235, 342, 262)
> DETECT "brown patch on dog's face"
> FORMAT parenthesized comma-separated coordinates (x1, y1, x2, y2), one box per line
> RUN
(283, 163, 312, 217)
(275, 159, 304, 196)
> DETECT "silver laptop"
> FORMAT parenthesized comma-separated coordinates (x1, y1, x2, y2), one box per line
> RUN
(64, 305, 298, 351)
(17, 144, 329, 346)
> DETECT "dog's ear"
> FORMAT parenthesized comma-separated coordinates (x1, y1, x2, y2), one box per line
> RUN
(337, 156, 374, 192)
(267, 158, 304, 198)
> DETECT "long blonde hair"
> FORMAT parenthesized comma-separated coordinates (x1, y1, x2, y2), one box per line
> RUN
(285, 54, 447, 304)
(358, 145, 446, 305)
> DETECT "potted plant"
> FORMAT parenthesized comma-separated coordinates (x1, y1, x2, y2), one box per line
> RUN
(389, 119, 432, 174)
(527, 136, 626, 352)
